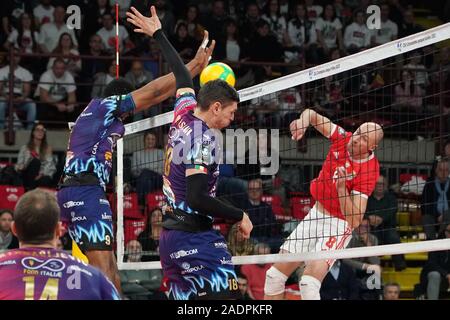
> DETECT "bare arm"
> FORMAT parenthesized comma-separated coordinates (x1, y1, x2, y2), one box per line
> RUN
(40, 88, 55, 104)
(127, 6, 214, 111)
(131, 58, 200, 112)
(335, 167, 368, 228)
(67, 90, 76, 104)
(22, 82, 31, 98)
(289, 108, 336, 140)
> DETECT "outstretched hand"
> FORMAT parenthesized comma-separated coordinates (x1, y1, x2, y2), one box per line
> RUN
(126, 6, 161, 37)
(194, 30, 216, 71)
(289, 118, 307, 141)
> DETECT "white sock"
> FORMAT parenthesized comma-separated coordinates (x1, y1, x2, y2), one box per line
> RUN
(300, 275, 321, 300)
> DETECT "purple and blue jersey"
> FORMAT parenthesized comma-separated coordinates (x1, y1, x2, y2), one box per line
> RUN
(160, 93, 239, 300)
(163, 93, 220, 221)
(0, 248, 120, 300)
(58, 94, 135, 252)
(63, 94, 136, 189)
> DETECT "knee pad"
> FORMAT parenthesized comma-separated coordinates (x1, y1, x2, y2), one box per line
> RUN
(300, 275, 321, 300)
(264, 266, 288, 296)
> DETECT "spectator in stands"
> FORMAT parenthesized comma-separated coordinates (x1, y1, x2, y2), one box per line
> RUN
(245, 178, 280, 250)
(342, 218, 382, 299)
(393, 70, 424, 113)
(286, 4, 318, 64)
(15, 122, 56, 190)
(202, 0, 229, 41)
(398, 9, 423, 39)
(445, 140, 450, 160)
(33, 0, 54, 28)
(91, 59, 116, 99)
(96, 13, 132, 55)
(0, 48, 36, 129)
(240, 2, 263, 46)
(320, 260, 360, 300)
(2, 0, 33, 37)
(131, 131, 164, 205)
(0, 209, 19, 253)
(3, 13, 39, 55)
(181, 4, 205, 42)
(237, 272, 253, 300)
(37, 58, 78, 126)
(215, 19, 243, 63)
(137, 37, 161, 79)
(315, 4, 343, 62)
(240, 242, 272, 300)
(419, 223, 450, 299)
(125, 60, 154, 89)
(120, 240, 164, 300)
(383, 282, 401, 300)
(261, 0, 287, 45)
(249, 84, 281, 128)
(365, 175, 406, 271)
(370, 4, 398, 47)
(169, 21, 197, 60)
(38, 6, 78, 53)
(227, 222, 255, 256)
(79, 34, 108, 101)
(137, 207, 162, 261)
(82, 0, 113, 49)
(154, 0, 176, 38)
(333, 0, 353, 26)
(421, 159, 450, 240)
(47, 32, 81, 77)
(403, 51, 429, 89)
(305, 0, 323, 22)
(344, 10, 371, 54)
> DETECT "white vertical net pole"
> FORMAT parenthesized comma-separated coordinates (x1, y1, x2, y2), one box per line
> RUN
(116, 137, 125, 268)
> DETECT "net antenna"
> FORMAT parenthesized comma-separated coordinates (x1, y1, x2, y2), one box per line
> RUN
(115, 2, 119, 79)
(116, 23, 450, 270)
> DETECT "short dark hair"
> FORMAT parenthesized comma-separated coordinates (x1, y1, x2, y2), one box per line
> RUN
(103, 78, 135, 98)
(0, 209, 13, 218)
(197, 79, 239, 111)
(14, 189, 60, 244)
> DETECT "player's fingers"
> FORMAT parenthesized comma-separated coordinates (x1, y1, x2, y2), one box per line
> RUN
(200, 30, 209, 49)
(207, 39, 216, 53)
(150, 5, 157, 18)
(130, 6, 144, 19)
(134, 29, 145, 33)
(126, 12, 137, 20)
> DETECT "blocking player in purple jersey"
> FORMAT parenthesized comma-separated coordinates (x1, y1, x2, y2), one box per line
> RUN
(57, 30, 214, 292)
(0, 189, 120, 300)
(127, 6, 253, 300)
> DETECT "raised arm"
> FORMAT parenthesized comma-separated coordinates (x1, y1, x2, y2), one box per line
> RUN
(289, 108, 336, 140)
(127, 6, 215, 110)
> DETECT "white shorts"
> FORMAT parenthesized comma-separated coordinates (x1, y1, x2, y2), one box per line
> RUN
(280, 204, 353, 269)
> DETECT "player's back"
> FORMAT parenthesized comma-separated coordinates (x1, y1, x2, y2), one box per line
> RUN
(0, 247, 120, 300)
(63, 96, 130, 188)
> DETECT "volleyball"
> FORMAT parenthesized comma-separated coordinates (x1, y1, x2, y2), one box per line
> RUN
(199, 62, 236, 87)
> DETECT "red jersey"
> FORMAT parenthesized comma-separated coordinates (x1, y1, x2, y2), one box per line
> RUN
(310, 124, 380, 220)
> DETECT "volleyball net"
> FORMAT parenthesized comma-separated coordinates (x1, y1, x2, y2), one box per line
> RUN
(114, 23, 450, 273)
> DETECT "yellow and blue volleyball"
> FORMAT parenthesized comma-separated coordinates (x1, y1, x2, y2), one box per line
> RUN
(199, 62, 235, 87)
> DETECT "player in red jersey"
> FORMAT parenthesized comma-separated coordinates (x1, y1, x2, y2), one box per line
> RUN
(264, 108, 384, 300)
